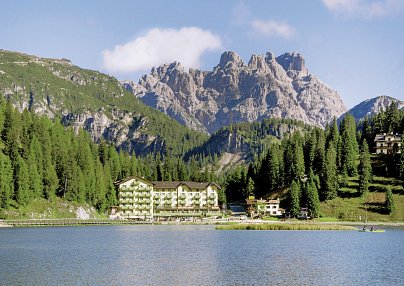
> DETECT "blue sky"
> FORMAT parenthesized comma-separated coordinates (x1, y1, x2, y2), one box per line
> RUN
(1, 0, 403, 108)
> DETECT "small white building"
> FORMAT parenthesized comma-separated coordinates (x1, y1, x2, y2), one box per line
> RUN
(246, 197, 282, 217)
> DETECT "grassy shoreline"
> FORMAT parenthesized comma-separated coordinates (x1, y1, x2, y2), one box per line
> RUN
(215, 223, 357, 231)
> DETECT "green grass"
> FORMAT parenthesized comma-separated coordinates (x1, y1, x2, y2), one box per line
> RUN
(320, 176, 404, 222)
(216, 223, 356, 231)
(0, 197, 105, 220)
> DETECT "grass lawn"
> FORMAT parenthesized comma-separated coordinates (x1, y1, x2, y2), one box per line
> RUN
(0, 197, 105, 220)
(320, 176, 404, 222)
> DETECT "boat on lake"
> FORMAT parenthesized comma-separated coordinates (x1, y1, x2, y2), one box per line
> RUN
(358, 229, 385, 233)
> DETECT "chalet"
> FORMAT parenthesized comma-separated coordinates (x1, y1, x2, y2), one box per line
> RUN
(116, 176, 221, 220)
(245, 197, 282, 217)
(374, 133, 402, 154)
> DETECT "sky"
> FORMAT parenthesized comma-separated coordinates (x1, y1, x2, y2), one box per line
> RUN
(1, 0, 404, 108)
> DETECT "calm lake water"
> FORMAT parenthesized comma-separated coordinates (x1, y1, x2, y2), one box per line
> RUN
(0, 225, 403, 286)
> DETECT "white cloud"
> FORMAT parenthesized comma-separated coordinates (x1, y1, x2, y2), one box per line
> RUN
(251, 20, 294, 39)
(102, 27, 222, 73)
(322, 0, 404, 18)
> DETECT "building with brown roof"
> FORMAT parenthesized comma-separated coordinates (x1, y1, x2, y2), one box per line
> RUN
(116, 176, 221, 220)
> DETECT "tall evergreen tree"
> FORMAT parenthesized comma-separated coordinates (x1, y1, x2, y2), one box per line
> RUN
(306, 169, 320, 218)
(15, 156, 30, 206)
(289, 180, 300, 218)
(321, 142, 338, 201)
(104, 162, 118, 207)
(246, 177, 255, 197)
(339, 114, 358, 176)
(358, 140, 372, 196)
(94, 159, 107, 212)
(326, 118, 339, 148)
(384, 187, 395, 214)
(27, 140, 43, 198)
(0, 151, 14, 208)
(384, 102, 400, 133)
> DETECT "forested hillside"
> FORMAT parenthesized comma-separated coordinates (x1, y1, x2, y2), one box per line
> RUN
(0, 99, 221, 216)
(0, 50, 207, 157)
(1, 92, 403, 219)
(223, 103, 404, 218)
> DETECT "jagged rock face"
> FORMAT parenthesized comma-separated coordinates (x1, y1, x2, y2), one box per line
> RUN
(0, 50, 178, 156)
(62, 109, 164, 156)
(341, 95, 404, 122)
(124, 51, 347, 134)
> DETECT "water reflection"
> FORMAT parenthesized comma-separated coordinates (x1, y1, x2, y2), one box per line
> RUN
(0, 226, 403, 285)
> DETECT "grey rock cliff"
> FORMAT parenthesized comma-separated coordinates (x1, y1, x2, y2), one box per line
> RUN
(124, 51, 347, 134)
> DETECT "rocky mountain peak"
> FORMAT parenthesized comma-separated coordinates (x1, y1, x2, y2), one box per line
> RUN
(125, 50, 347, 134)
(248, 54, 270, 73)
(151, 61, 184, 78)
(276, 52, 308, 77)
(219, 51, 244, 69)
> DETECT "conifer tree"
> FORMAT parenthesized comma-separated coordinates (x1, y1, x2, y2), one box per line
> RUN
(246, 177, 255, 197)
(15, 156, 30, 206)
(304, 129, 317, 171)
(108, 146, 121, 181)
(0, 151, 14, 208)
(41, 124, 59, 201)
(104, 162, 118, 207)
(340, 114, 358, 176)
(327, 118, 339, 150)
(358, 140, 372, 196)
(177, 159, 188, 181)
(77, 168, 87, 203)
(384, 187, 395, 214)
(27, 141, 43, 198)
(289, 180, 300, 217)
(321, 142, 338, 201)
(384, 102, 400, 133)
(306, 169, 320, 218)
(313, 132, 326, 175)
(94, 159, 107, 212)
(292, 133, 306, 180)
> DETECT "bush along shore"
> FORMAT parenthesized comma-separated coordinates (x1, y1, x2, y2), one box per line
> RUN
(215, 223, 357, 231)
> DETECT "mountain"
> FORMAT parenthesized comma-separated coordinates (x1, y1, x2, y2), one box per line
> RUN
(0, 50, 207, 156)
(124, 51, 347, 134)
(341, 95, 404, 122)
(185, 117, 312, 171)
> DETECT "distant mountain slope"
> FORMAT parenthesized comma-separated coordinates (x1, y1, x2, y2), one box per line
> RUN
(124, 51, 347, 134)
(340, 95, 404, 122)
(186, 117, 312, 170)
(0, 50, 207, 156)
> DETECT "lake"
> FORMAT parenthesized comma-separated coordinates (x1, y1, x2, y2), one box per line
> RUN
(0, 225, 403, 285)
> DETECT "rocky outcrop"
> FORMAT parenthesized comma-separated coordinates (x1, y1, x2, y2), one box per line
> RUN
(0, 50, 193, 157)
(124, 51, 347, 134)
(341, 95, 404, 122)
(61, 109, 165, 156)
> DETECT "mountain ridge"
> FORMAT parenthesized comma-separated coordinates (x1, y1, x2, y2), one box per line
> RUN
(340, 95, 404, 123)
(124, 50, 347, 134)
(0, 49, 207, 156)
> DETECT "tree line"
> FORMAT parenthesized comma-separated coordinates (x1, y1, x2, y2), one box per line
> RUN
(223, 102, 404, 217)
(1, 97, 403, 216)
(0, 99, 222, 212)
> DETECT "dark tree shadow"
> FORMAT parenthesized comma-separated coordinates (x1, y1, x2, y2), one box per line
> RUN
(360, 202, 385, 214)
(338, 189, 361, 198)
